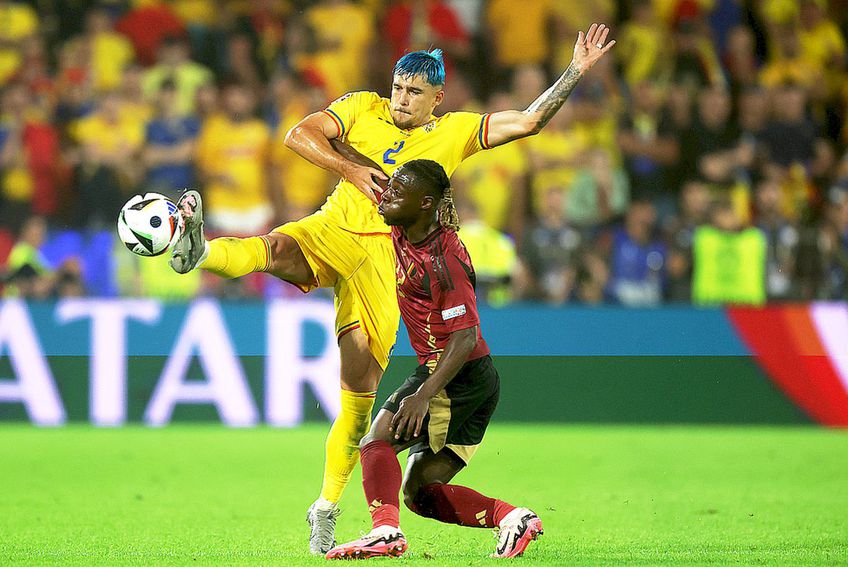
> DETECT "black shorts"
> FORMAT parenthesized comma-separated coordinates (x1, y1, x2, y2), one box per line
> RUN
(382, 354, 500, 464)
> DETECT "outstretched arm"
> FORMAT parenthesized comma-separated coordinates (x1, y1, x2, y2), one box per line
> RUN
(485, 23, 615, 148)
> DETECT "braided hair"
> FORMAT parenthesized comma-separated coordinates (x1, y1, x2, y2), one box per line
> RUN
(401, 159, 460, 231)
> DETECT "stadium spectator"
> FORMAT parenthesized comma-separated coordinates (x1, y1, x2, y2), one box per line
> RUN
(195, 79, 272, 235)
(451, 91, 527, 235)
(455, 199, 517, 306)
(617, 81, 679, 209)
(84, 8, 135, 93)
(525, 104, 584, 215)
(723, 25, 761, 96)
(760, 83, 832, 182)
(143, 35, 214, 116)
(115, 2, 186, 67)
(811, 187, 848, 299)
(2, 216, 50, 298)
(143, 79, 201, 199)
(753, 176, 799, 300)
(170, 0, 218, 62)
(220, 32, 265, 97)
(664, 179, 711, 302)
(665, 81, 694, 131)
(669, 17, 724, 89)
(54, 38, 96, 131)
(508, 64, 548, 110)
(18, 33, 52, 103)
(304, 0, 376, 99)
(2, 214, 84, 298)
(550, 1, 615, 72)
(193, 81, 219, 120)
(566, 148, 630, 229)
(692, 198, 767, 305)
(568, 55, 623, 163)
(679, 86, 739, 186)
(759, 23, 824, 98)
(384, 0, 470, 68)
(517, 187, 583, 304)
(486, 0, 555, 84)
(0, 0, 38, 85)
(614, 0, 668, 87)
(120, 64, 153, 124)
(0, 82, 60, 232)
(597, 199, 667, 306)
(798, 0, 845, 102)
(735, 86, 771, 173)
(72, 89, 144, 228)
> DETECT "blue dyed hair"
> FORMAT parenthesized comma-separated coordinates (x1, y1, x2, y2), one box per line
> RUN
(393, 49, 445, 86)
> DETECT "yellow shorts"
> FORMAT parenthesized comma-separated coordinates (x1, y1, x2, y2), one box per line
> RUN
(273, 212, 399, 370)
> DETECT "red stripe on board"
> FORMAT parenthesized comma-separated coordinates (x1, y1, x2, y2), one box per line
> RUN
(728, 306, 848, 426)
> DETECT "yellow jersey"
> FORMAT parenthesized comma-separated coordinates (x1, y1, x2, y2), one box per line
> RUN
(196, 114, 271, 213)
(320, 91, 490, 234)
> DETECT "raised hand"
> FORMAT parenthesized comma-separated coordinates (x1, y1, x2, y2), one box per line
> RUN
(572, 23, 615, 75)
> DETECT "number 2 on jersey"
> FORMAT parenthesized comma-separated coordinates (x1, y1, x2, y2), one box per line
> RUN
(383, 140, 405, 165)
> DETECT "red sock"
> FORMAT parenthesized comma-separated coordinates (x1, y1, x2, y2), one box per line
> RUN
(411, 483, 516, 528)
(360, 440, 401, 528)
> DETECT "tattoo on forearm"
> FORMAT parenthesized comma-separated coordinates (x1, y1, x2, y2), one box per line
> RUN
(525, 63, 583, 132)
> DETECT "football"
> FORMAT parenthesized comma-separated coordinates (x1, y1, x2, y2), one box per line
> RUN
(117, 193, 182, 257)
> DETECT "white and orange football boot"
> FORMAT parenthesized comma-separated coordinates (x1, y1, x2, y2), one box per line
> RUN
(492, 508, 543, 558)
(325, 525, 408, 560)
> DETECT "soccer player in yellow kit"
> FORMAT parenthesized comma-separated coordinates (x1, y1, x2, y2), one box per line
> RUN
(170, 23, 614, 555)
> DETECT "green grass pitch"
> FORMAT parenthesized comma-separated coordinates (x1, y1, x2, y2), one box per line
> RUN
(1, 424, 847, 565)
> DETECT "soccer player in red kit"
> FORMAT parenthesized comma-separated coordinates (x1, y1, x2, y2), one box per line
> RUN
(325, 159, 542, 560)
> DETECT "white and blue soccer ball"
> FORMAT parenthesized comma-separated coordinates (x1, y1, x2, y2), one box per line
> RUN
(117, 193, 182, 257)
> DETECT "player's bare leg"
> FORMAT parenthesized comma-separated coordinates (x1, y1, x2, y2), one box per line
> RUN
(262, 232, 315, 287)
(168, 194, 317, 285)
(308, 329, 384, 555)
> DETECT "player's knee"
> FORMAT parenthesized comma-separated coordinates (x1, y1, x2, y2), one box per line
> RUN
(359, 432, 375, 449)
(401, 479, 422, 514)
(358, 427, 393, 450)
(264, 232, 311, 283)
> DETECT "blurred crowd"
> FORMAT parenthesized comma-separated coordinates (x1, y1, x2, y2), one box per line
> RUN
(1, 0, 848, 305)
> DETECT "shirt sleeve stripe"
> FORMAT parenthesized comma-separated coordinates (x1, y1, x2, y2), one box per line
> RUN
(323, 109, 346, 138)
(478, 113, 492, 149)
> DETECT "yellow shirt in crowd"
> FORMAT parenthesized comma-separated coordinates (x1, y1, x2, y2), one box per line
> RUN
(617, 22, 668, 86)
(0, 2, 38, 84)
(143, 62, 213, 115)
(74, 112, 146, 155)
(524, 126, 589, 212)
(91, 32, 135, 91)
(306, 2, 375, 98)
(453, 142, 527, 232)
(171, 0, 218, 25)
(486, 0, 553, 68)
(195, 114, 272, 214)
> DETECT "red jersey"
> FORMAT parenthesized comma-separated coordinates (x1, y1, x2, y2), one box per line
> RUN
(392, 225, 490, 366)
